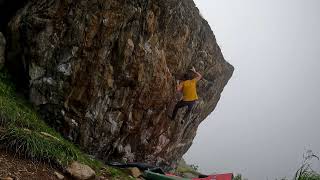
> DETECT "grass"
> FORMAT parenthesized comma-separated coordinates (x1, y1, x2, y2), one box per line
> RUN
(101, 167, 136, 180)
(297, 174, 320, 180)
(0, 70, 103, 170)
(294, 151, 320, 180)
(295, 165, 320, 180)
(174, 159, 202, 178)
(176, 166, 201, 176)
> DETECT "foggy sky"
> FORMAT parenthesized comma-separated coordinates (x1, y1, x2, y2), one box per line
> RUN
(184, 0, 320, 179)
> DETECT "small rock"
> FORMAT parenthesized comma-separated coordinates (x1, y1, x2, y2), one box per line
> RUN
(66, 161, 96, 180)
(57, 63, 72, 76)
(54, 171, 65, 179)
(128, 167, 142, 178)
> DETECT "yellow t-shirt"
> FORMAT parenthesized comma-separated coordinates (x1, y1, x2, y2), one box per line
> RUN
(182, 79, 198, 101)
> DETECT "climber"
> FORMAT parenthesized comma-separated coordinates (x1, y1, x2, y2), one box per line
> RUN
(169, 66, 202, 122)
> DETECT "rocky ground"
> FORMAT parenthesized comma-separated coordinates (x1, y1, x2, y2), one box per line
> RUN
(0, 149, 199, 180)
(0, 149, 142, 180)
(0, 149, 63, 180)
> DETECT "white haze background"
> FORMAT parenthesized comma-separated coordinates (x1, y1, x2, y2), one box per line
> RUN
(185, 0, 320, 179)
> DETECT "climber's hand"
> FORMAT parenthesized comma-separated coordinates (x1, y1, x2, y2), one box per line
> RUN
(191, 66, 196, 72)
(191, 66, 202, 81)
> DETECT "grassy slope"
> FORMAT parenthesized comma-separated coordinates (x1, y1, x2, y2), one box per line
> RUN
(0, 70, 133, 179)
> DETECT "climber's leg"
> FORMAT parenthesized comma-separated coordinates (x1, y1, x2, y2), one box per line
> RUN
(171, 100, 187, 120)
(183, 101, 196, 120)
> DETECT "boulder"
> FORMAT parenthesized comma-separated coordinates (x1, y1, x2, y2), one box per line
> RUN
(128, 167, 142, 178)
(6, 0, 233, 166)
(66, 161, 95, 180)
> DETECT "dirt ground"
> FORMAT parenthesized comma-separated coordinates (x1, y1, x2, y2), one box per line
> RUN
(0, 149, 64, 180)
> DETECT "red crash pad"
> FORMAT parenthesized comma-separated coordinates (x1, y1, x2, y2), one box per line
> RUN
(192, 173, 233, 180)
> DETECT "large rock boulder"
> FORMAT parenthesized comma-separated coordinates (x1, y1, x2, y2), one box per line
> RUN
(6, 0, 233, 166)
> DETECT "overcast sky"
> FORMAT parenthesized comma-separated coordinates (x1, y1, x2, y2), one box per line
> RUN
(184, 0, 320, 179)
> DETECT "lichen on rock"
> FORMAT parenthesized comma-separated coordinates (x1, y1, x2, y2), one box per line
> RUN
(5, 0, 233, 167)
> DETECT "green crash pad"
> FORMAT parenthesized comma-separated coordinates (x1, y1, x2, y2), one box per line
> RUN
(143, 170, 190, 180)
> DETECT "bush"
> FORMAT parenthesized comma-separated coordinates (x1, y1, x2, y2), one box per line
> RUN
(294, 150, 320, 180)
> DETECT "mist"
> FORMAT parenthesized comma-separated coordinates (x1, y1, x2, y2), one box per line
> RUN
(184, 0, 320, 179)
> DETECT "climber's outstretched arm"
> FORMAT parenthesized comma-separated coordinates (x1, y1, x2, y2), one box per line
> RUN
(191, 67, 202, 81)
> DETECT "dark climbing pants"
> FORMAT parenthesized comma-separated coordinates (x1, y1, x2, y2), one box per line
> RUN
(171, 100, 196, 120)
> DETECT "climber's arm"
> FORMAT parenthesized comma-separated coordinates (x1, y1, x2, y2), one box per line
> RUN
(176, 81, 184, 92)
(191, 67, 202, 81)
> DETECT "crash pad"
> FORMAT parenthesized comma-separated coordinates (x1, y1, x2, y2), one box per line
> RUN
(192, 173, 233, 180)
(144, 170, 190, 180)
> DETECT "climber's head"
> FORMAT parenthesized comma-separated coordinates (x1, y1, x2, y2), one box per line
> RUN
(184, 70, 194, 80)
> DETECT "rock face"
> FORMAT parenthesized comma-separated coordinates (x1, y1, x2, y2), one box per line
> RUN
(0, 32, 5, 68)
(6, 0, 233, 166)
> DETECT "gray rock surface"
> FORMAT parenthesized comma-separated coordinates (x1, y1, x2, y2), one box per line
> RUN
(6, 0, 233, 166)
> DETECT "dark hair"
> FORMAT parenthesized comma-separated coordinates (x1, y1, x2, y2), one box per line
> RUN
(183, 70, 194, 80)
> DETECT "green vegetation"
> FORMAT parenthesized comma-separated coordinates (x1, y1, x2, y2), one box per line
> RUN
(175, 160, 202, 178)
(176, 166, 201, 176)
(294, 150, 320, 180)
(0, 70, 103, 170)
(190, 164, 199, 171)
(296, 174, 320, 180)
(101, 167, 135, 180)
(233, 174, 248, 180)
(275, 150, 320, 180)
